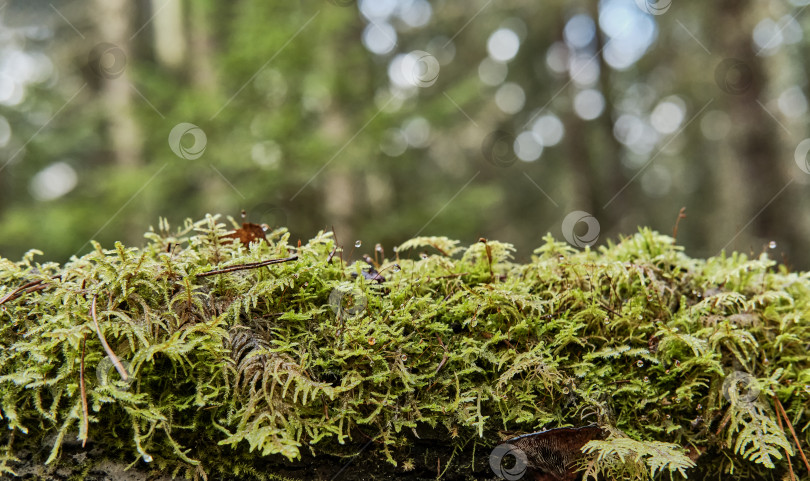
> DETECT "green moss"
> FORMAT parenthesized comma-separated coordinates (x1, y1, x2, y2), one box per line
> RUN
(0, 214, 808, 480)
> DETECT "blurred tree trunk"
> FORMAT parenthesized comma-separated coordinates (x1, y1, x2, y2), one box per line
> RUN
(151, 0, 186, 70)
(590, 1, 629, 235)
(564, 112, 598, 214)
(324, 172, 355, 246)
(713, 0, 804, 264)
(188, 0, 218, 92)
(92, 0, 142, 169)
(186, 1, 227, 214)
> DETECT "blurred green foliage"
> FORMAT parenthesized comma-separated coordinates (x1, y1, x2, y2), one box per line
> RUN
(0, 0, 808, 268)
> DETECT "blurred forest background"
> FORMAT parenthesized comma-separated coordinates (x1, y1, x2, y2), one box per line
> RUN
(1, 0, 809, 268)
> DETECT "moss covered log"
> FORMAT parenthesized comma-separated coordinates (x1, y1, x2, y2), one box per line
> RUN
(0, 215, 808, 480)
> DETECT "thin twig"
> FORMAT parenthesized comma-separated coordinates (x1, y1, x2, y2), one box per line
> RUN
(0, 276, 60, 305)
(435, 335, 449, 375)
(0, 280, 44, 305)
(80, 335, 89, 448)
(672, 207, 687, 241)
(321, 394, 330, 420)
(25, 284, 50, 294)
(715, 409, 732, 436)
(91, 295, 128, 381)
(774, 395, 810, 473)
(428, 242, 450, 257)
(433, 273, 469, 279)
(774, 396, 796, 481)
(196, 255, 298, 277)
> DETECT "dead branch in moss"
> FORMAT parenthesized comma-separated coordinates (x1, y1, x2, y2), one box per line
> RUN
(195, 255, 298, 277)
(91, 294, 128, 382)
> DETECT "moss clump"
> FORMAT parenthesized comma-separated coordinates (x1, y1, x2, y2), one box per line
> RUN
(0, 214, 808, 480)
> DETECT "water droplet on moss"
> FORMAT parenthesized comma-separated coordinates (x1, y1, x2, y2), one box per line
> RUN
(420, 252, 429, 260)
(665, 369, 670, 374)
(763, 358, 769, 365)
(603, 316, 609, 324)
(643, 376, 649, 382)
(355, 240, 362, 248)
(392, 264, 401, 272)
(143, 454, 153, 463)
(637, 360, 644, 367)
(562, 387, 569, 394)
(400, 354, 407, 361)
(392, 246, 399, 253)
(697, 403, 702, 409)
(769, 241, 777, 249)
(637, 314, 642, 320)
(368, 337, 376, 345)
(666, 414, 671, 419)
(674, 360, 681, 367)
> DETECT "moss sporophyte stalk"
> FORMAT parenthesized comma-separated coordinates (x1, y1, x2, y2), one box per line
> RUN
(0, 214, 808, 480)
